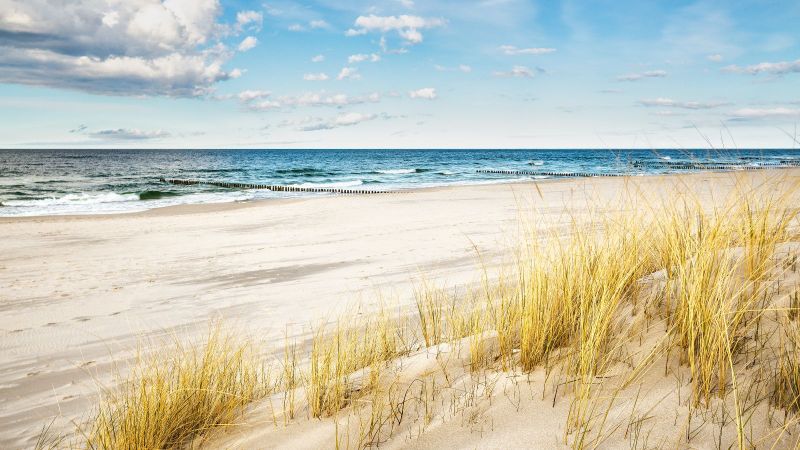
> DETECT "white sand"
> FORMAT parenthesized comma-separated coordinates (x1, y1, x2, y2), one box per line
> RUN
(1, 170, 797, 448)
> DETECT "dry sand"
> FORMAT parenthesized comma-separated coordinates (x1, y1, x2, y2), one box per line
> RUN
(1, 169, 797, 448)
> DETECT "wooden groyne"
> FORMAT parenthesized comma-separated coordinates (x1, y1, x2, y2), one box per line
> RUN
(476, 169, 627, 178)
(631, 160, 800, 170)
(480, 162, 800, 178)
(159, 178, 400, 195)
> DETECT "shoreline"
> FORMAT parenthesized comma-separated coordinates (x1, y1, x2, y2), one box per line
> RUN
(1, 167, 796, 223)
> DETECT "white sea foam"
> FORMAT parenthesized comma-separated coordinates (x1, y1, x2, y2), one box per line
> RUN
(295, 180, 364, 188)
(0, 191, 260, 217)
(529, 160, 545, 166)
(377, 169, 415, 174)
(3, 192, 138, 207)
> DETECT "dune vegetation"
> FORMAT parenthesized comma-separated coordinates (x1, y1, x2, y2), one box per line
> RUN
(40, 174, 800, 449)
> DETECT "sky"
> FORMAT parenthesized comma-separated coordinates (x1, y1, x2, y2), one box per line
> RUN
(0, 0, 799, 149)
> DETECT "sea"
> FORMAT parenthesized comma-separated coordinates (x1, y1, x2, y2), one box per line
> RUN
(0, 149, 798, 217)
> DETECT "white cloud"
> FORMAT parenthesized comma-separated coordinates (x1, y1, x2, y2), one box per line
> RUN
(499, 45, 556, 56)
(311, 54, 325, 63)
(89, 128, 170, 140)
(638, 97, 728, 109)
(337, 67, 361, 80)
(493, 66, 535, 78)
(348, 53, 381, 63)
(347, 14, 445, 44)
(288, 19, 330, 32)
(303, 72, 329, 81)
(435, 64, 471, 73)
(300, 112, 378, 131)
(397, 0, 415, 8)
(616, 70, 667, 82)
(238, 90, 380, 111)
(0, 0, 240, 97)
(238, 36, 258, 52)
(237, 90, 271, 101)
(236, 10, 263, 31)
(728, 107, 800, 120)
(409, 87, 437, 99)
(707, 54, 723, 62)
(723, 59, 800, 75)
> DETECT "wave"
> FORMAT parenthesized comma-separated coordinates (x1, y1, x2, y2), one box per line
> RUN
(181, 168, 245, 174)
(138, 190, 181, 201)
(293, 180, 364, 188)
(276, 167, 336, 176)
(528, 160, 545, 166)
(437, 171, 455, 175)
(2, 192, 138, 207)
(376, 169, 416, 174)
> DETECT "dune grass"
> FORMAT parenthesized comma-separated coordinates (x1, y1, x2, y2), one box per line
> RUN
(84, 328, 261, 450)
(44, 173, 800, 449)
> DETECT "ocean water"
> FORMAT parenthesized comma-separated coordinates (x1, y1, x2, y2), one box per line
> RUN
(0, 149, 798, 217)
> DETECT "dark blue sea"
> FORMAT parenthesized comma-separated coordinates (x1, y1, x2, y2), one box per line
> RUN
(0, 149, 798, 216)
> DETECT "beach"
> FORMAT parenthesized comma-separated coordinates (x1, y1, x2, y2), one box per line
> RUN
(1, 169, 799, 448)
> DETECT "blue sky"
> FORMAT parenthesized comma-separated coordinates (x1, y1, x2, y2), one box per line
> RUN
(0, 0, 799, 148)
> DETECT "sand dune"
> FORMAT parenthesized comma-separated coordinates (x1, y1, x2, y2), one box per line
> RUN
(1, 170, 798, 448)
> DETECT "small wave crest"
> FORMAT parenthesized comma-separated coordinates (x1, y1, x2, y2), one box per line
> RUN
(139, 190, 181, 201)
(2, 192, 138, 207)
(376, 169, 416, 174)
(276, 167, 335, 176)
(528, 160, 545, 166)
(293, 180, 364, 188)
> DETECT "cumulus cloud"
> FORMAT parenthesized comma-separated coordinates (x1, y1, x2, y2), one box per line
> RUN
(707, 54, 723, 62)
(311, 54, 325, 63)
(237, 90, 271, 101)
(0, 0, 243, 97)
(728, 107, 800, 120)
(346, 14, 445, 45)
(88, 128, 170, 140)
(300, 112, 378, 131)
(309, 20, 329, 29)
(499, 45, 556, 55)
(236, 11, 263, 31)
(616, 70, 667, 82)
(408, 87, 437, 99)
(337, 67, 361, 80)
(303, 72, 329, 81)
(493, 66, 536, 78)
(348, 53, 381, 63)
(238, 36, 258, 52)
(238, 90, 380, 111)
(638, 98, 729, 109)
(723, 59, 800, 75)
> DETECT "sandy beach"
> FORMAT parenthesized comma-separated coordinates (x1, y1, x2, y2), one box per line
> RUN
(1, 169, 799, 449)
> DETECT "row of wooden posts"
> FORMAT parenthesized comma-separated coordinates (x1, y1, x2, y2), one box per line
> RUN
(479, 162, 800, 178)
(159, 178, 400, 194)
(476, 169, 627, 177)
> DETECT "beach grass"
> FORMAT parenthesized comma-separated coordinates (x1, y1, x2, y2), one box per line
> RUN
(83, 328, 261, 449)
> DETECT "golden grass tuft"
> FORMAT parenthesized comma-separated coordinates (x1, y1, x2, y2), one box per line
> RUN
(85, 328, 260, 450)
